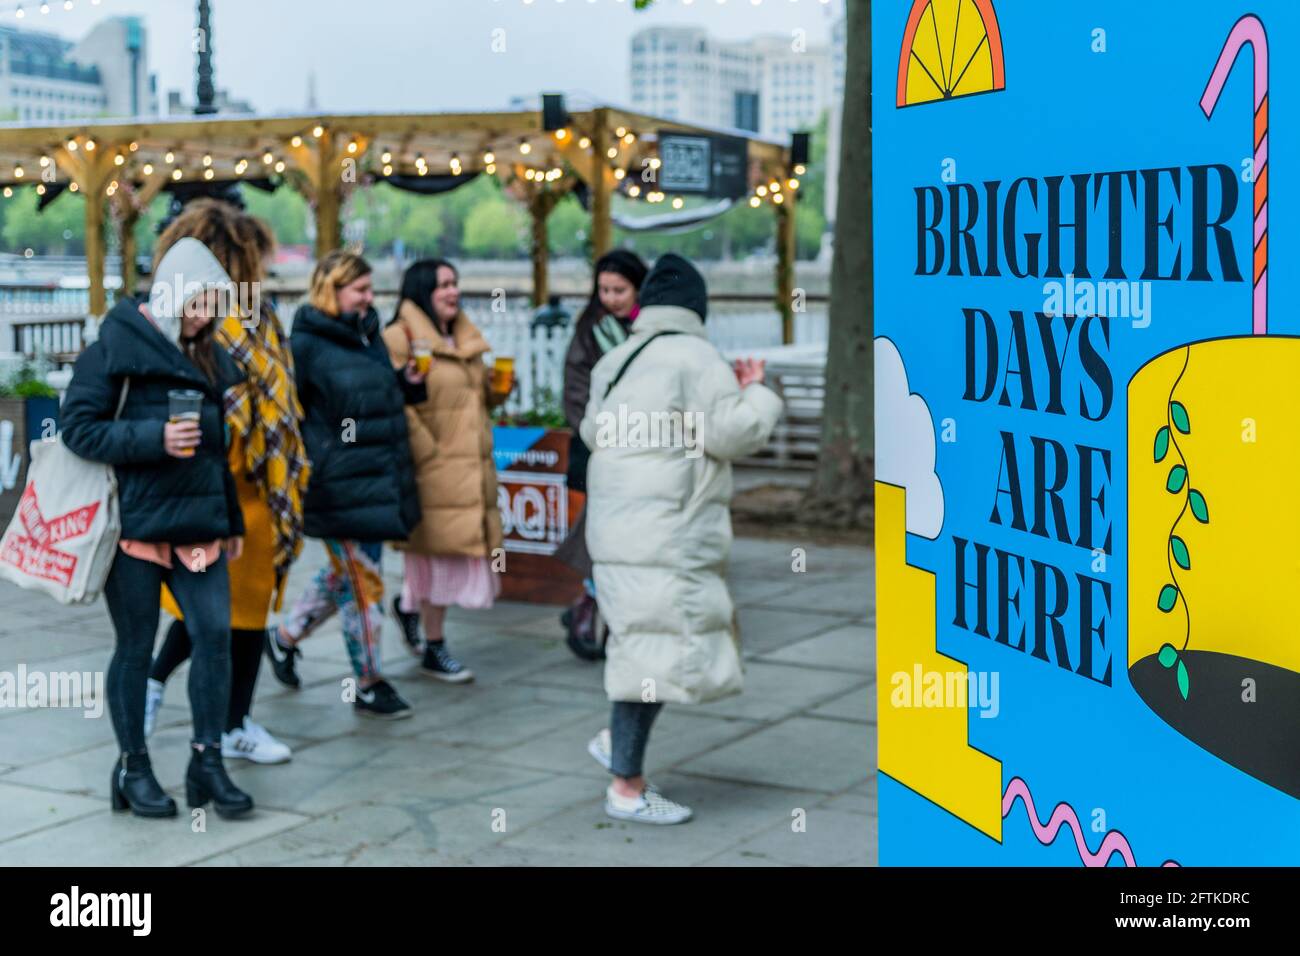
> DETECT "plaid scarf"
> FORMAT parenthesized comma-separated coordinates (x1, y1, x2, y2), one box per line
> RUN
(219, 305, 311, 610)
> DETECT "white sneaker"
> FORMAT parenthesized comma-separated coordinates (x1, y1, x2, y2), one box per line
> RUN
(242, 718, 293, 762)
(587, 728, 612, 770)
(222, 719, 291, 764)
(604, 784, 692, 826)
(143, 678, 164, 738)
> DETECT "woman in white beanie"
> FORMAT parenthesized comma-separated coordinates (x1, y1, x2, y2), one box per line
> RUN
(62, 237, 253, 820)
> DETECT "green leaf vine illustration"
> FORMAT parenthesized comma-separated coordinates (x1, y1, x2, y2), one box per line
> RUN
(1153, 347, 1209, 701)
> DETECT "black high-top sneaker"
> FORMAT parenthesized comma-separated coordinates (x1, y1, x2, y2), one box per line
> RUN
(421, 641, 475, 684)
(392, 597, 425, 656)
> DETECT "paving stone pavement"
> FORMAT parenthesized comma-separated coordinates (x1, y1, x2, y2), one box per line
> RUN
(0, 535, 875, 866)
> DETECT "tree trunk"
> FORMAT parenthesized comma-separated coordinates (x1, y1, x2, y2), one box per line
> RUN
(802, 0, 873, 530)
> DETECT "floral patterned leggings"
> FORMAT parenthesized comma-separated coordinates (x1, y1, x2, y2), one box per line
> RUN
(281, 539, 385, 681)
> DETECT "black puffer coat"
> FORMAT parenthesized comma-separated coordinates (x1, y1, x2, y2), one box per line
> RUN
(290, 304, 423, 541)
(61, 297, 245, 543)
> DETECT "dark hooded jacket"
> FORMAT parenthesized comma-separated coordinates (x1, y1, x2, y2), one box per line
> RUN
(60, 297, 245, 543)
(290, 304, 423, 541)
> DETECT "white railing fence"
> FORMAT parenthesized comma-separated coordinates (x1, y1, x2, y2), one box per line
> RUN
(3, 282, 829, 468)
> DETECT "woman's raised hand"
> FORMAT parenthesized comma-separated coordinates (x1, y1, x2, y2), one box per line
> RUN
(733, 358, 766, 388)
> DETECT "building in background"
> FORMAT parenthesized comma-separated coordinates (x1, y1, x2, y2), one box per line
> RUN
(630, 26, 734, 129)
(0, 16, 157, 123)
(753, 35, 833, 140)
(72, 16, 156, 118)
(0, 26, 102, 123)
(629, 25, 834, 139)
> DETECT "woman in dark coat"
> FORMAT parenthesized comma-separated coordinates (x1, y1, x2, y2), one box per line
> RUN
(262, 250, 427, 720)
(556, 250, 647, 659)
(561, 250, 649, 447)
(61, 237, 251, 820)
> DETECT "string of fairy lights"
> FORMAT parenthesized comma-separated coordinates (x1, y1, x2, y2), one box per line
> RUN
(1, 118, 801, 215)
(0, 0, 104, 19)
(0, 0, 804, 212)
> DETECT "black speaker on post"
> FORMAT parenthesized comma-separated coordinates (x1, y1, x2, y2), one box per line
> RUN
(542, 93, 570, 131)
(791, 131, 811, 168)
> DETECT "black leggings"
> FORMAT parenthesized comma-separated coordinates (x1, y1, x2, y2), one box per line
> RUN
(152, 621, 264, 734)
(104, 551, 230, 753)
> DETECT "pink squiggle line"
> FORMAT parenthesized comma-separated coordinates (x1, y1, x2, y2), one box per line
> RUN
(1002, 776, 1180, 868)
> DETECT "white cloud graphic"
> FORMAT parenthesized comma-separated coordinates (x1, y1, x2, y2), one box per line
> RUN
(875, 336, 944, 539)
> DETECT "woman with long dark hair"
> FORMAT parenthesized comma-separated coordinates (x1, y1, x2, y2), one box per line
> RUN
(262, 251, 426, 719)
(142, 200, 310, 766)
(562, 250, 648, 440)
(555, 250, 648, 659)
(383, 258, 508, 681)
(62, 237, 253, 819)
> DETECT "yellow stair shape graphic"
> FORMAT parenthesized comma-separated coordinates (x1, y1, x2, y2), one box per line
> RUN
(876, 480, 1003, 839)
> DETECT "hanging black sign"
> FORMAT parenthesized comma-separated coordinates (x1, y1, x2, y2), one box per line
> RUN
(656, 132, 748, 199)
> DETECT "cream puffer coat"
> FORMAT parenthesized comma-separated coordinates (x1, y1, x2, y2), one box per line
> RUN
(382, 302, 504, 558)
(580, 305, 784, 704)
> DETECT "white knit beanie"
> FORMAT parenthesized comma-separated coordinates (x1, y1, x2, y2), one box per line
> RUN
(148, 237, 235, 349)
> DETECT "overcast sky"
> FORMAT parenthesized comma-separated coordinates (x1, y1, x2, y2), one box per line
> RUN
(19, 0, 843, 115)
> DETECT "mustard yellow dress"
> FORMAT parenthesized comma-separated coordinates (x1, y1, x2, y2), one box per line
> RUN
(162, 430, 276, 630)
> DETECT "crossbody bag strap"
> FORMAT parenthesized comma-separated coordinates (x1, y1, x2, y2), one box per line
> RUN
(602, 331, 682, 401)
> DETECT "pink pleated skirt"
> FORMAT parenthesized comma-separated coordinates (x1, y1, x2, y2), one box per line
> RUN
(399, 553, 500, 611)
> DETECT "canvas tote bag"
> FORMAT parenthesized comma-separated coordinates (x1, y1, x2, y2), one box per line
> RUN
(0, 381, 128, 604)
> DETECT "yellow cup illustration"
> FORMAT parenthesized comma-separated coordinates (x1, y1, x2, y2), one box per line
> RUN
(1128, 336, 1300, 797)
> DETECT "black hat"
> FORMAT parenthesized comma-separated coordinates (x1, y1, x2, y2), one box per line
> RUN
(638, 253, 708, 322)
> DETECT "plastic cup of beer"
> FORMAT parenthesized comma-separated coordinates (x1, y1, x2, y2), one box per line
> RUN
(167, 389, 204, 459)
(412, 338, 433, 376)
(493, 357, 515, 394)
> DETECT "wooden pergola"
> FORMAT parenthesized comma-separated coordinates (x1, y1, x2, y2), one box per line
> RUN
(0, 105, 801, 341)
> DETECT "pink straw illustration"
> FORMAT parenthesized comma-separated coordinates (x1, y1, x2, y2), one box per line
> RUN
(1200, 15, 1269, 335)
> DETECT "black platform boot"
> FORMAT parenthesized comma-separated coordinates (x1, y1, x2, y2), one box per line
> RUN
(110, 752, 178, 818)
(185, 744, 253, 819)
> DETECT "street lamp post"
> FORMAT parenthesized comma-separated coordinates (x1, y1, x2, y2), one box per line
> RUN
(195, 0, 216, 115)
(155, 0, 243, 236)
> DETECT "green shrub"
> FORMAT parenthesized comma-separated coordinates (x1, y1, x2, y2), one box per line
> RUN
(493, 385, 568, 429)
(11, 377, 57, 399)
(0, 363, 58, 399)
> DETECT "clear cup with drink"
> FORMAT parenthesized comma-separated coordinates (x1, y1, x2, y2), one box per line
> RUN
(412, 338, 433, 376)
(492, 356, 515, 396)
(167, 389, 204, 459)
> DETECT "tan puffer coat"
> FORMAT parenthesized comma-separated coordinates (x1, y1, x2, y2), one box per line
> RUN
(382, 301, 504, 558)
